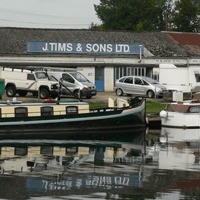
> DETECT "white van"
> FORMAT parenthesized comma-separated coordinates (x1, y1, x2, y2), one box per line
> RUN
(0, 68, 59, 99)
(47, 71, 97, 98)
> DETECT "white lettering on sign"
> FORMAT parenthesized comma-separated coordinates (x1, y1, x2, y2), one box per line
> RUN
(155, 59, 187, 64)
(42, 43, 48, 51)
(30, 42, 142, 54)
(116, 44, 130, 53)
(41, 175, 132, 191)
(190, 59, 200, 64)
(42, 43, 73, 52)
(57, 43, 73, 52)
(86, 43, 113, 53)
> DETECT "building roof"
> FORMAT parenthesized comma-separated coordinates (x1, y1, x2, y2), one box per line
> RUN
(166, 32, 200, 55)
(0, 27, 199, 57)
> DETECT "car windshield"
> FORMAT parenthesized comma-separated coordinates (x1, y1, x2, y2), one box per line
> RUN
(35, 72, 48, 79)
(70, 72, 88, 82)
(143, 77, 158, 84)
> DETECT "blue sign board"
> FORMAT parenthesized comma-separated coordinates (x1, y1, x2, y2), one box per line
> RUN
(27, 42, 143, 55)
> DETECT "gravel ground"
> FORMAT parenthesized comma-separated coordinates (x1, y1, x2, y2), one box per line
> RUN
(1, 91, 164, 103)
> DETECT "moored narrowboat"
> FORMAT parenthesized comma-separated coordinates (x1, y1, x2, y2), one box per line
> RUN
(0, 97, 146, 138)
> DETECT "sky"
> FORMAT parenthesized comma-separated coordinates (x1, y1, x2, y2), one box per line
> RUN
(0, 0, 101, 29)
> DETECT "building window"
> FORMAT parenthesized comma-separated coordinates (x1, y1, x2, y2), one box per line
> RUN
(15, 107, 28, 117)
(41, 107, 53, 116)
(66, 106, 78, 114)
(114, 66, 146, 80)
(195, 72, 200, 82)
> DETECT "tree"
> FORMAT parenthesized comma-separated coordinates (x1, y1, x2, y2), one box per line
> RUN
(93, 0, 199, 32)
(170, 0, 199, 32)
(94, 0, 166, 31)
(162, 0, 174, 31)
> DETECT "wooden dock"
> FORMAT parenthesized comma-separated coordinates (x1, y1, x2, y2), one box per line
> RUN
(146, 113, 161, 129)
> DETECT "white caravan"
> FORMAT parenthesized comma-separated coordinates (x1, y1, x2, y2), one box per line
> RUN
(159, 64, 200, 94)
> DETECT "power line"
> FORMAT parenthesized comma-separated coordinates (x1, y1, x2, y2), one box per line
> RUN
(0, 7, 93, 20)
(0, 7, 61, 19)
(0, 18, 91, 26)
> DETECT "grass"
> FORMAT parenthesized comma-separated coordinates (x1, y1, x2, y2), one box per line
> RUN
(146, 101, 167, 114)
(88, 100, 167, 114)
(88, 101, 107, 109)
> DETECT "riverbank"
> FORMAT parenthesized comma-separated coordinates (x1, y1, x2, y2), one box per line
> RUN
(1, 91, 166, 103)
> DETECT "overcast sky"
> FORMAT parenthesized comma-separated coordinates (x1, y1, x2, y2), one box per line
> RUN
(0, 0, 101, 29)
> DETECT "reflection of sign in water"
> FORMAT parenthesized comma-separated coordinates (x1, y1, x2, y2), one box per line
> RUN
(27, 42, 143, 55)
(27, 174, 141, 192)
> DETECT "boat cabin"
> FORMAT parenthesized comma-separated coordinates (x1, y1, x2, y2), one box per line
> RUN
(0, 100, 90, 118)
(167, 101, 200, 113)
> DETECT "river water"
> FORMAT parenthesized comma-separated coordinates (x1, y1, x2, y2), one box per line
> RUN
(0, 128, 200, 200)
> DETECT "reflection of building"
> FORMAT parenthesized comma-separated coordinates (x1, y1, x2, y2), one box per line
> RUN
(0, 141, 145, 175)
(0, 141, 146, 198)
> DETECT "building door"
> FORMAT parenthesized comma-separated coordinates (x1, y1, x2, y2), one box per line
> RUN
(95, 66, 104, 91)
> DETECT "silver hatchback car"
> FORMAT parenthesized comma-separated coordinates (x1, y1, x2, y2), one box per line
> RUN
(114, 76, 167, 98)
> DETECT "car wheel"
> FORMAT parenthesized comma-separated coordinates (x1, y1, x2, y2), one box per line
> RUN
(18, 91, 27, 97)
(147, 90, 155, 98)
(6, 85, 16, 97)
(39, 88, 49, 99)
(86, 95, 92, 99)
(116, 88, 123, 96)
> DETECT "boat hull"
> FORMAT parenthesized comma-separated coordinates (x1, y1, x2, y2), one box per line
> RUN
(160, 111, 200, 128)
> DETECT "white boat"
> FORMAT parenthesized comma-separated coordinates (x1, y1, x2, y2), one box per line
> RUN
(160, 93, 200, 128)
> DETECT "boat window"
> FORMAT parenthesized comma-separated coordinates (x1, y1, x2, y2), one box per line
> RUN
(41, 107, 53, 116)
(40, 146, 53, 155)
(15, 147, 28, 156)
(190, 106, 200, 113)
(15, 107, 28, 117)
(66, 147, 78, 154)
(167, 104, 189, 113)
(66, 106, 78, 114)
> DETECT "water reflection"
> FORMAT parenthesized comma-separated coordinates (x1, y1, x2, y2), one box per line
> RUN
(1, 128, 200, 199)
(160, 128, 200, 171)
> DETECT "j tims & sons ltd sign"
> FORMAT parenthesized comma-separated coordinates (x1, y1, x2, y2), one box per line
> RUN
(27, 42, 143, 55)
